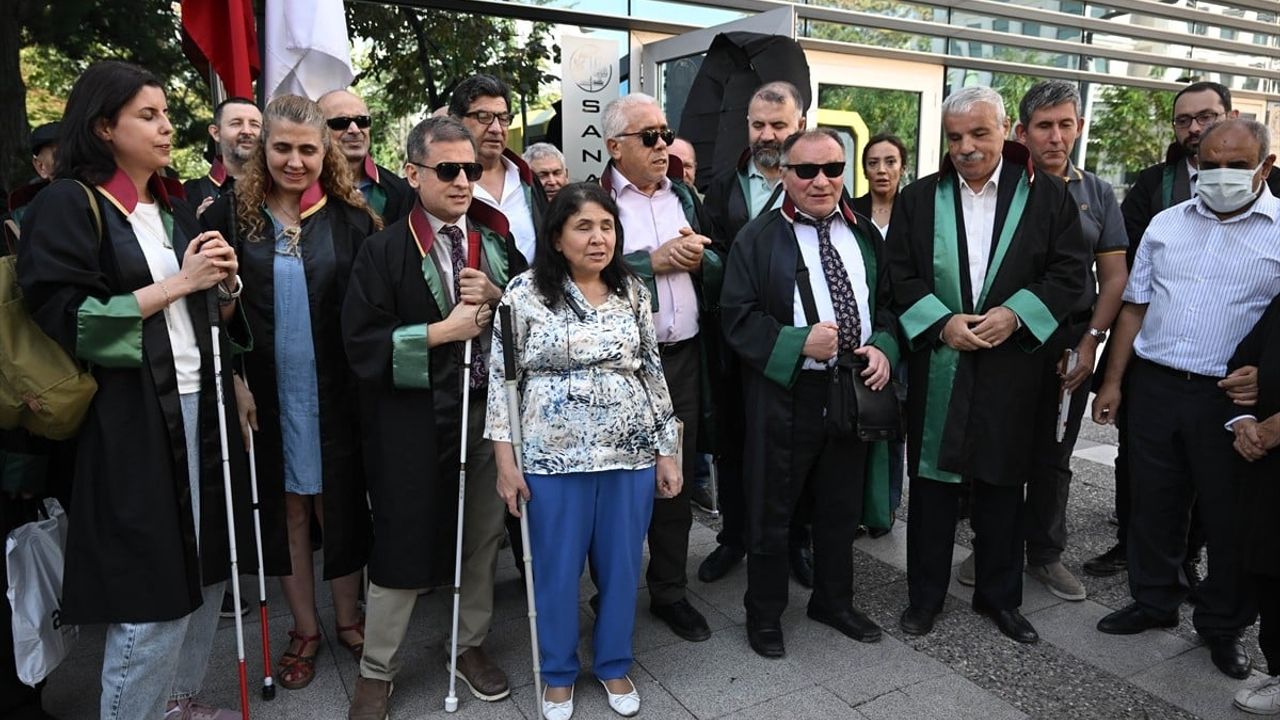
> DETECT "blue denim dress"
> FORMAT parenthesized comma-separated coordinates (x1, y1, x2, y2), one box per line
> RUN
(270, 215, 323, 495)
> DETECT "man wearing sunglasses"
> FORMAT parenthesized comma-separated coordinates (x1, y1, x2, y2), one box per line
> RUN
(342, 116, 527, 718)
(888, 86, 1087, 645)
(449, 74, 549, 264)
(701, 80, 814, 590)
(721, 127, 900, 658)
(318, 88, 413, 224)
(599, 92, 723, 645)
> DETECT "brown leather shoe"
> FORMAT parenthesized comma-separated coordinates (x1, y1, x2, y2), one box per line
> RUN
(448, 647, 511, 701)
(348, 676, 392, 720)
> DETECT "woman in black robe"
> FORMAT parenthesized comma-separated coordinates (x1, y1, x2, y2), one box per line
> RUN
(1226, 294, 1280, 714)
(18, 60, 250, 719)
(203, 94, 379, 691)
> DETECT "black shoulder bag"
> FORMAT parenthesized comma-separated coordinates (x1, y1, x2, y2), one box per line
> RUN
(794, 245, 902, 442)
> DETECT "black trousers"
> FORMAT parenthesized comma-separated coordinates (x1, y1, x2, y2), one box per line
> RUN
(908, 477, 1025, 612)
(647, 339, 700, 606)
(745, 373, 866, 622)
(715, 362, 809, 552)
(1258, 575, 1280, 676)
(1026, 319, 1090, 566)
(1125, 359, 1256, 636)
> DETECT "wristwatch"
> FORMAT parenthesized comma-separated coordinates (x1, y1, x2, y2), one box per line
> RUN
(1086, 327, 1108, 343)
(216, 275, 243, 305)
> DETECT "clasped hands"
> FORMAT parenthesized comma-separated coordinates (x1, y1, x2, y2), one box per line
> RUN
(1232, 412, 1280, 462)
(940, 307, 1018, 351)
(652, 227, 710, 273)
(801, 321, 890, 391)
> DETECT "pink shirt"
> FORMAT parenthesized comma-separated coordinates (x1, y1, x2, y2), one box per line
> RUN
(610, 166, 700, 343)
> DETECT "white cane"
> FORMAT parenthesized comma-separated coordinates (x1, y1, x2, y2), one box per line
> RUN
(208, 291, 251, 719)
(240, 374, 275, 700)
(445, 231, 484, 713)
(498, 304, 541, 719)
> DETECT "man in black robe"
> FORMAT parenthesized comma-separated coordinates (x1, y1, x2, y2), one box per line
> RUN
(342, 116, 526, 719)
(183, 97, 261, 217)
(721, 127, 898, 658)
(888, 86, 1087, 644)
(319, 89, 413, 225)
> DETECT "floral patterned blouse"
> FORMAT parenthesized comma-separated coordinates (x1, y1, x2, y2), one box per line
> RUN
(484, 271, 680, 475)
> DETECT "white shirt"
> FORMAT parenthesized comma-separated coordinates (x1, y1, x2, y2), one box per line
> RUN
(959, 158, 1003, 304)
(129, 202, 202, 394)
(610, 166, 701, 343)
(792, 212, 871, 370)
(1187, 158, 1199, 197)
(427, 212, 470, 306)
(473, 156, 537, 263)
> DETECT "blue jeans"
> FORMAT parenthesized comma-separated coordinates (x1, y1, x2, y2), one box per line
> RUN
(526, 468, 654, 687)
(100, 392, 225, 719)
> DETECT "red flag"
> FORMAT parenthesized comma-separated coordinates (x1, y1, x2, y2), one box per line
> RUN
(181, 0, 261, 99)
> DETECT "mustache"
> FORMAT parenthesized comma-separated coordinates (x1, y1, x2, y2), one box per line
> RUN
(752, 140, 782, 168)
(957, 150, 986, 163)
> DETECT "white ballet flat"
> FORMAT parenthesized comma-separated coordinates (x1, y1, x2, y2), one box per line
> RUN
(542, 684, 574, 720)
(599, 676, 640, 717)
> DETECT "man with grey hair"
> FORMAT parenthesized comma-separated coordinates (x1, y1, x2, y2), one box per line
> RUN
(700, 79, 812, 588)
(955, 80, 1129, 602)
(599, 92, 722, 643)
(522, 142, 568, 200)
(1091, 118, 1274, 680)
(342, 115, 528, 717)
(889, 85, 1087, 644)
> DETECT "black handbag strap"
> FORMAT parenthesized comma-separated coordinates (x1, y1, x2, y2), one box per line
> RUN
(757, 183, 785, 219)
(794, 241, 822, 327)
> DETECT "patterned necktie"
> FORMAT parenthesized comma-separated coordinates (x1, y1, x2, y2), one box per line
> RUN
(794, 212, 863, 353)
(440, 224, 486, 389)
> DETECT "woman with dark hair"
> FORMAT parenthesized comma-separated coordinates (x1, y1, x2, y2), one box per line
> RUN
(17, 59, 248, 719)
(203, 94, 378, 691)
(851, 133, 908, 238)
(487, 182, 682, 719)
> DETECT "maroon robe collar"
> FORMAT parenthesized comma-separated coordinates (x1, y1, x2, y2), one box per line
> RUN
(408, 200, 501, 256)
(97, 168, 186, 215)
(208, 158, 228, 187)
(361, 155, 381, 185)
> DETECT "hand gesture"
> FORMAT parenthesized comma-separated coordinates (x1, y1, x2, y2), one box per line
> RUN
(970, 306, 1018, 347)
(1232, 417, 1267, 462)
(854, 344, 890, 391)
(180, 231, 236, 292)
(803, 321, 839, 361)
(941, 314, 993, 352)
(656, 227, 710, 272)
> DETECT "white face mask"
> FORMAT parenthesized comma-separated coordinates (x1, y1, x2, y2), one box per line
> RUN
(1197, 163, 1264, 213)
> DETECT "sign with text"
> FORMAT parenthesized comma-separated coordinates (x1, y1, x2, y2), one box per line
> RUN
(562, 34, 619, 184)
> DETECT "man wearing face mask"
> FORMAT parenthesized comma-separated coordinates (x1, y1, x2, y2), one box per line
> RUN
(1091, 118, 1276, 680)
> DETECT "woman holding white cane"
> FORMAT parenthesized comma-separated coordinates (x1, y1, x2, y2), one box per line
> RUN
(488, 182, 682, 720)
(18, 60, 250, 719)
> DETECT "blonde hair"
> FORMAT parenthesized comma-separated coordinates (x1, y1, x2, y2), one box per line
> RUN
(235, 94, 382, 240)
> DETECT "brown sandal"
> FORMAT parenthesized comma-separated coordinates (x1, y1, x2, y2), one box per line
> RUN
(335, 617, 365, 661)
(278, 630, 321, 690)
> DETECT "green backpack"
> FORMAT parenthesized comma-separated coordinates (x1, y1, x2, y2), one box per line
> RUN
(0, 182, 101, 439)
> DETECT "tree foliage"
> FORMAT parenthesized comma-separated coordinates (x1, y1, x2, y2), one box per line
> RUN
(1085, 84, 1174, 183)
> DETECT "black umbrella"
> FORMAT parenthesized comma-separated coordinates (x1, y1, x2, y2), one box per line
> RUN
(676, 32, 811, 191)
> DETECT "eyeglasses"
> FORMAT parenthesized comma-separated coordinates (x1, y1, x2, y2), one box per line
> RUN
(1172, 111, 1222, 129)
(615, 128, 676, 147)
(463, 110, 514, 127)
(407, 161, 483, 182)
(326, 115, 372, 131)
(783, 162, 845, 180)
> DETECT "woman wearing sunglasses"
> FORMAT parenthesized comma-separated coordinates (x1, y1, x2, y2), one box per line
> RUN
(203, 93, 381, 691)
(488, 182, 682, 720)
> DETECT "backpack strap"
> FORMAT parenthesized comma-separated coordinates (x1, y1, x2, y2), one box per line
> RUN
(2, 219, 18, 255)
(75, 181, 104, 243)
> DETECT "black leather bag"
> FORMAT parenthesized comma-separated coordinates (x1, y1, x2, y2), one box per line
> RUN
(795, 241, 902, 442)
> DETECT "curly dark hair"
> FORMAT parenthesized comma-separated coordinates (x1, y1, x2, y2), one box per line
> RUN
(532, 182, 634, 309)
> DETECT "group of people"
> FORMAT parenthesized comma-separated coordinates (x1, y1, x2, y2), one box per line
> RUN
(1, 51, 1277, 720)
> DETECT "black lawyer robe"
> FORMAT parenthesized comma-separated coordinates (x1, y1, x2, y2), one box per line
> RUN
(1228, 293, 1280, 578)
(720, 198, 899, 553)
(18, 176, 253, 624)
(887, 143, 1088, 487)
(340, 209, 526, 589)
(203, 193, 373, 580)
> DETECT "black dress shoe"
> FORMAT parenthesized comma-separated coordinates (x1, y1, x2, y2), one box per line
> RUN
(698, 544, 745, 583)
(807, 603, 882, 643)
(1205, 635, 1252, 679)
(1082, 543, 1127, 577)
(899, 605, 937, 636)
(746, 616, 785, 658)
(973, 603, 1039, 644)
(1096, 602, 1178, 635)
(650, 598, 712, 642)
(790, 544, 814, 589)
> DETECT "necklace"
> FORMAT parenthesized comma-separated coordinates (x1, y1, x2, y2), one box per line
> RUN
(266, 199, 303, 257)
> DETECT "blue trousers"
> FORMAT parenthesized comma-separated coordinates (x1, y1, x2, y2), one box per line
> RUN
(526, 468, 654, 687)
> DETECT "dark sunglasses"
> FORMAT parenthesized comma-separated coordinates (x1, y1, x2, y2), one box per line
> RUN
(616, 128, 676, 147)
(326, 115, 372, 131)
(407, 160, 483, 182)
(784, 162, 845, 180)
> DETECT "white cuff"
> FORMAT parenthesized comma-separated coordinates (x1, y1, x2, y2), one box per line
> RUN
(1224, 414, 1257, 432)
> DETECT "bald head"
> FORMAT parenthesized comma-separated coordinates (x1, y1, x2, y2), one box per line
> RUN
(669, 137, 697, 185)
(318, 89, 371, 168)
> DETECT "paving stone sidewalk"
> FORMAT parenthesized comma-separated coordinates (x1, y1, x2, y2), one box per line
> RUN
(41, 421, 1269, 719)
